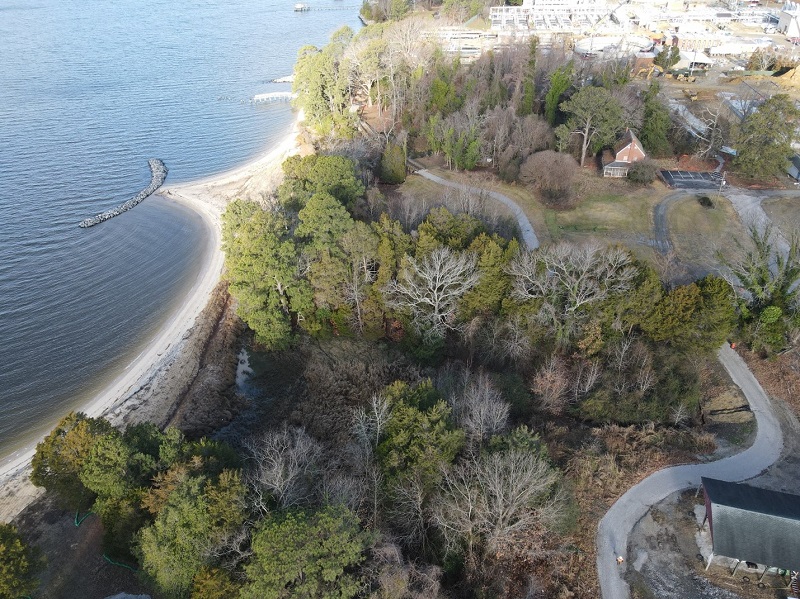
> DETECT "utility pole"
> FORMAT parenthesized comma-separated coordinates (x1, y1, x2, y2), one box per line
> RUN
(715, 169, 726, 207)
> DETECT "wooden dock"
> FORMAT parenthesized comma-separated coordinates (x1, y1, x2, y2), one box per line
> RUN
(252, 92, 297, 104)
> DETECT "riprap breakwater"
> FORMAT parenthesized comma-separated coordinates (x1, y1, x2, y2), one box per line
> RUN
(79, 159, 168, 228)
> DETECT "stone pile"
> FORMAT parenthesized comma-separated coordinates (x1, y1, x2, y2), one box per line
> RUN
(79, 159, 168, 228)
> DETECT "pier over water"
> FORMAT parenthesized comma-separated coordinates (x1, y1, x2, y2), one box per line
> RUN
(252, 91, 297, 103)
(79, 159, 168, 228)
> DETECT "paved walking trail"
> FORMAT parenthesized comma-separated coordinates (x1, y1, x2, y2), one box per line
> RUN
(652, 191, 688, 254)
(413, 166, 784, 599)
(413, 168, 540, 250)
(597, 342, 783, 598)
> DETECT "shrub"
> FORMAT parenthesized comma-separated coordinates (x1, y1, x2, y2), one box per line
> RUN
(0, 524, 41, 599)
(697, 195, 714, 208)
(519, 150, 578, 207)
(627, 159, 659, 185)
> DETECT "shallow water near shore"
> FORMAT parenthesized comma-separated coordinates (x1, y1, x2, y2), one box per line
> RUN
(0, 0, 361, 460)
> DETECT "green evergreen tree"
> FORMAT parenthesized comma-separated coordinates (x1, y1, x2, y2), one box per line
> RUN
(137, 471, 246, 599)
(733, 94, 800, 179)
(30, 412, 115, 509)
(544, 63, 573, 126)
(242, 505, 369, 599)
(223, 202, 310, 349)
(639, 82, 672, 157)
(297, 192, 355, 255)
(653, 46, 680, 70)
(379, 141, 407, 184)
(0, 524, 41, 599)
(518, 37, 538, 116)
(377, 381, 465, 490)
(559, 86, 625, 166)
(292, 28, 356, 135)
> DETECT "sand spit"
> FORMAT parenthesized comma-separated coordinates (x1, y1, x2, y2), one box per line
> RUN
(0, 115, 303, 523)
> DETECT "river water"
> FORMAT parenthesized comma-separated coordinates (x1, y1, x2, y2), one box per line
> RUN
(0, 0, 360, 460)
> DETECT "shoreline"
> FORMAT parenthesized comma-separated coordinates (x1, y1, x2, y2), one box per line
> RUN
(0, 111, 303, 523)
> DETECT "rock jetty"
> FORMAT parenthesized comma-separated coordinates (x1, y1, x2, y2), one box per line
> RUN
(79, 159, 168, 228)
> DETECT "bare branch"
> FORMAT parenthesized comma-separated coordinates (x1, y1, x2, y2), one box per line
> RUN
(384, 247, 479, 340)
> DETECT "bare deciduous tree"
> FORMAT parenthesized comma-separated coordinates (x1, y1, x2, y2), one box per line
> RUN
(571, 358, 601, 403)
(244, 426, 322, 513)
(692, 100, 728, 159)
(532, 356, 570, 414)
(352, 394, 392, 451)
(449, 371, 510, 446)
(368, 542, 442, 599)
(507, 242, 638, 346)
(384, 247, 479, 340)
(389, 473, 430, 550)
(431, 450, 562, 570)
(205, 524, 253, 571)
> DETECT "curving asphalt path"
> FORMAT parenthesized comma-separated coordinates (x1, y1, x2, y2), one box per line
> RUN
(596, 346, 784, 599)
(652, 191, 689, 254)
(412, 166, 784, 599)
(413, 169, 540, 250)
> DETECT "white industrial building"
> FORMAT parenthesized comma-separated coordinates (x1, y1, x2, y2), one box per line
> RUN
(490, 0, 615, 32)
(778, 1, 800, 38)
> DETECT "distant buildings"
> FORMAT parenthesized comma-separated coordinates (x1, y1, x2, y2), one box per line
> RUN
(489, 0, 614, 35)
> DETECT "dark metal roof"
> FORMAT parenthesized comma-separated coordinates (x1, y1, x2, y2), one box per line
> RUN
(702, 477, 800, 571)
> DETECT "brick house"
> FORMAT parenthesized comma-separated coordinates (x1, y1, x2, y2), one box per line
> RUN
(602, 129, 646, 177)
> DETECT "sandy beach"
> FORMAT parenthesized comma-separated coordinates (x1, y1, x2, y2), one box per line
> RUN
(0, 113, 303, 523)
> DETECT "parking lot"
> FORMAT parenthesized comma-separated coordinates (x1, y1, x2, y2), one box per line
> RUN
(659, 170, 723, 190)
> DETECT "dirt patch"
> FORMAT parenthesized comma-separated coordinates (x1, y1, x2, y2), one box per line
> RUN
(14, 495, 147, 599)
(627, 490, 786, 599)
(700, 360, 755, 455)
(672, 155, 720, 172)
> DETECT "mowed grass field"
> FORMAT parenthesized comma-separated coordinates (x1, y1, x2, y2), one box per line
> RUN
(668, 195, 749, 274)
(399, 165, 747, 274)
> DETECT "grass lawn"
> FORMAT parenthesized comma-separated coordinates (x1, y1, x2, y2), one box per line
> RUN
(761, 195, 800, 237)
(407, 167, 668, 247)
(668, 195, 748, 273)
(401, 166, 747, 275)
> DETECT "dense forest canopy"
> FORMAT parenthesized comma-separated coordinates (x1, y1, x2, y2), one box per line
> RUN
(19, 13, 800, 599)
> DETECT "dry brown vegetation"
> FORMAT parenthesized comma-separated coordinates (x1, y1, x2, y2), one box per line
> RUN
(289, 339, 422, 447)
(534, 419, 717, 598)
(739, 348, 800, 418)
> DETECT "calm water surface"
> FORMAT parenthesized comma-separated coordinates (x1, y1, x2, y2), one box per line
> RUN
(0, 0, 360, 460)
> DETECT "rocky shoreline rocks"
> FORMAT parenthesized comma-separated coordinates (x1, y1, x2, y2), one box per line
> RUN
(79, 158, 168, 228)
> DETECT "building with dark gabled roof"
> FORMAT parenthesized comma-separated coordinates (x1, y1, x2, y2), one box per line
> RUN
(702, 476, 800, 572)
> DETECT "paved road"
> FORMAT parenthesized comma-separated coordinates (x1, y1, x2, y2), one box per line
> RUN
(596, 344, 784, 599)
(652, 191, 689, 254)
(413, 168, 540, 250)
